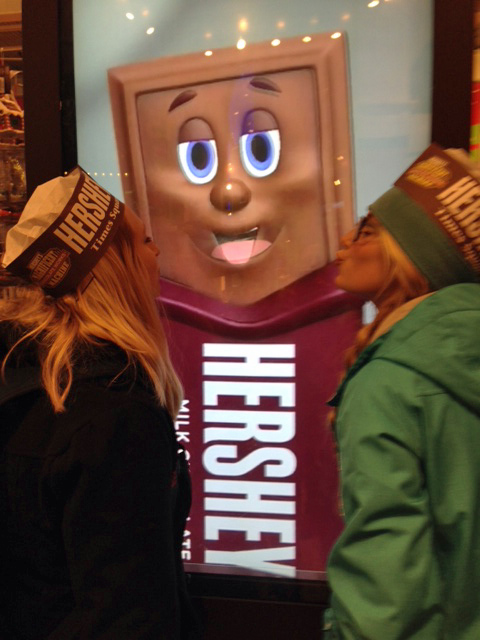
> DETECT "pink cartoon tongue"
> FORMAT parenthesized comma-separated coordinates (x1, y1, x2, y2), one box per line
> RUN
(212, 239, 271, 264)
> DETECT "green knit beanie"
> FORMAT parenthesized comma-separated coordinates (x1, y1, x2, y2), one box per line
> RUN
(369, 145, 480, 290)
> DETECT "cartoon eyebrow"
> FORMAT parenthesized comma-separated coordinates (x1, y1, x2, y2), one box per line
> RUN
(249, 76, 282, 94)
(169, 89, 197, 112)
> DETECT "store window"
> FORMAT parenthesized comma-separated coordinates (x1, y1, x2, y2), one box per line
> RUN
(74, 0, 434, 580)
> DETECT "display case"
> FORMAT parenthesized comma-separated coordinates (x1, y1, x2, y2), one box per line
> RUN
(0, 5, 25, 291)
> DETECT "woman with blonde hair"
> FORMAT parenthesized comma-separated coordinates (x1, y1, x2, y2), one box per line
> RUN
(323, 144, 480, 639)
(0, 168, 200, 639)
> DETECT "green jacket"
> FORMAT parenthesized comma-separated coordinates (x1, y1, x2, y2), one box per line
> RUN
(324, 283, 480, 639)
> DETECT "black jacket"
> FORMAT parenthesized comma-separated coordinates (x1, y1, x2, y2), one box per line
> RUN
(0, 339, 199, 639)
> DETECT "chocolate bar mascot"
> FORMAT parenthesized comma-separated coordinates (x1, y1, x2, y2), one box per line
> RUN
(0, 169, 200, 639)
(108, 38, 361, 574)
(324, 145, 480, 639)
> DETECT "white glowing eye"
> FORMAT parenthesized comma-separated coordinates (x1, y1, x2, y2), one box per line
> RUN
(239, 129, 280, 178)
(177, 139, 218, 184)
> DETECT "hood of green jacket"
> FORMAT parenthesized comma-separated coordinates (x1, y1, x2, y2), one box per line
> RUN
(333, 283, 480, 416)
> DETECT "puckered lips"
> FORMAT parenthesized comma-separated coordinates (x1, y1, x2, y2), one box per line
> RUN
(211, 227, 271, 264)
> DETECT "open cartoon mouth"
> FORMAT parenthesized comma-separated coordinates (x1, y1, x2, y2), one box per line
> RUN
(211, 227, 272, 264)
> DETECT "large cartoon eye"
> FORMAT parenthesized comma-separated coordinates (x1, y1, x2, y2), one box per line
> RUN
(239, 129, 280, 178)
(177, 139, 218, 184)
(239, 110, 281, 179)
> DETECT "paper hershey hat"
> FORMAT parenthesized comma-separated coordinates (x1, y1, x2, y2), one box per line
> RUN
(2, 167, 125, 297)
(370, 143, 480, 289)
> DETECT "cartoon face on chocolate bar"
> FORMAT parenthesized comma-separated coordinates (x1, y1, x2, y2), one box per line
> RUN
(138, 69, 329, 305)
(109, 36, 353, 305)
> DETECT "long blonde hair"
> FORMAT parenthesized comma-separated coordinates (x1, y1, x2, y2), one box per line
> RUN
(0, 213, 183, 416)
(328, 218, 430, 431)
(343, 216, 430, 371)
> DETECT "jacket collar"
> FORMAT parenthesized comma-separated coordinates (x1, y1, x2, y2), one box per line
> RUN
(327, 293, 434, 409)
(0, 365, 43, 406)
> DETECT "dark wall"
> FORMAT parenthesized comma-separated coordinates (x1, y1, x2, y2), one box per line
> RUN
(22, 0, 76, 196)
(432, 0, 475, 149)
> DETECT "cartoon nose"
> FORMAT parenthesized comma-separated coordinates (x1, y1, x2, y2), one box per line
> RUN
(210, 179, 251, 213)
